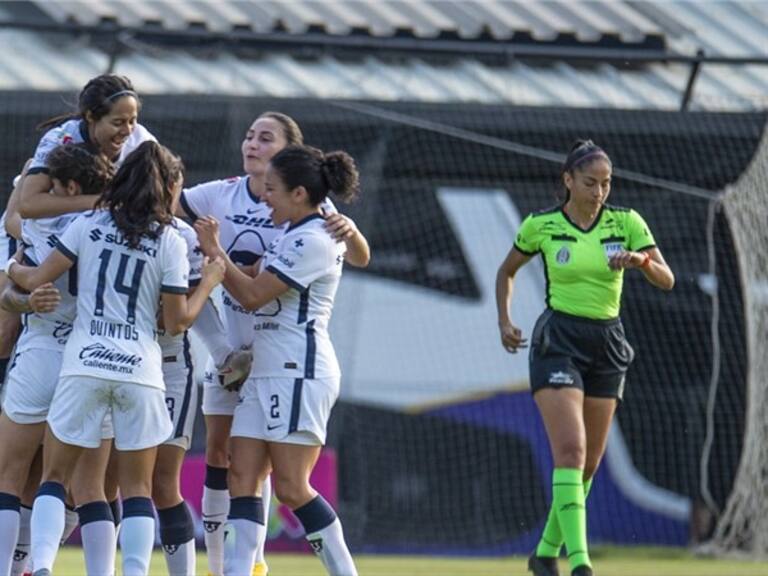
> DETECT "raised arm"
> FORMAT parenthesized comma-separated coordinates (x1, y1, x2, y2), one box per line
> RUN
(324, 213, 370, 268)
(162, 256, 225, 336)
(608, 248, 675, 291)
(6, 249, 73, 293)
(17, 173, 98, 220)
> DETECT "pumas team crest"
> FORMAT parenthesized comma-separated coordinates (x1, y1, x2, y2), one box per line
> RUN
(556, 246, 571, 264)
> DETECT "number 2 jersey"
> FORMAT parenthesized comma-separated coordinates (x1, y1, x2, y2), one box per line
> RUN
(54, 210, 190, 388)
(253, 213, 346, 380)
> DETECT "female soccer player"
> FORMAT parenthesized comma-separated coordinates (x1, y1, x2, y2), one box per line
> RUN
(5, 73, 154, 224)
(177, 111, 369, 576)
(6, 141, 225, 576)
(0, 144, 114, 576)
(496, 140, 674, 576)
(195, 145, 361, 576)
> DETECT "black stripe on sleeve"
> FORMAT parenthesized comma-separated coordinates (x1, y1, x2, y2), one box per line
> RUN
(514, 243, 537, 257)
(266, 265, 306, 292)
(26, 167, 49, 176)
(53, 238, 77, 263)
(161, 285, 188, 294)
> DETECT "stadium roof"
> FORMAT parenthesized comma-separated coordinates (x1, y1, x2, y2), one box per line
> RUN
(0, 0, 766, 111)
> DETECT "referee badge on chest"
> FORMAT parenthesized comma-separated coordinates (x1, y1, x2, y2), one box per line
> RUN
(603, 242, 624, 261)
(556, 246, 571, 264)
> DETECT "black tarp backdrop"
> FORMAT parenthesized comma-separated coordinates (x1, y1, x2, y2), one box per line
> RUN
(1, 92, 764, 548)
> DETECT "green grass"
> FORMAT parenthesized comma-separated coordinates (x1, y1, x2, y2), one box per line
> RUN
(51, 546, 768, 576)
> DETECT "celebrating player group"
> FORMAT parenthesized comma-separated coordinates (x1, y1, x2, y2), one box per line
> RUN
(0, 74, 368, 576)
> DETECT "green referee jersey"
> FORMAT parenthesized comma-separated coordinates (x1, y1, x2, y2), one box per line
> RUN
(514, 203, 656, 320)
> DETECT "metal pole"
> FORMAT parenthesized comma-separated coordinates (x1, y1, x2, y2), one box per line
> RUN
(681, 49, 706, 111)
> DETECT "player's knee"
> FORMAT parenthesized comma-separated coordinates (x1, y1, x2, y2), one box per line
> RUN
(553, 441, 586, 469)
(271, 475, 311, 509)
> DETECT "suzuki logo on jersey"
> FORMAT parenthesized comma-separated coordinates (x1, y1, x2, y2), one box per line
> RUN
(89, 229, 103, 242)
(224, 213, 276, 228)
(104, 232, 157, 257)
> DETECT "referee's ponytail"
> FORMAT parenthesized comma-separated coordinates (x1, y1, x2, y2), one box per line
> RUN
(270, 145, 360, 206)
(37, 74, 139, 132)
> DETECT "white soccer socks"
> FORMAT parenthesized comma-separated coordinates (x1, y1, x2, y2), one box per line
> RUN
(78, 501, 116, 576)
(30, 482, 66, 574)
(0, 492, 21, 576)
(223, 496, 265, 576)
(293, 495, 357, 576)
(158, 500, 196, 576)
(120, 497, 155, 576)
(203, 465, 230, 576)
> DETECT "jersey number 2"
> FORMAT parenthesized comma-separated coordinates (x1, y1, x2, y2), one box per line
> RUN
(94, 248, 147, 325)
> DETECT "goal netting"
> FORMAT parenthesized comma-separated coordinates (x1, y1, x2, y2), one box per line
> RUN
(704, 126, 768, 556)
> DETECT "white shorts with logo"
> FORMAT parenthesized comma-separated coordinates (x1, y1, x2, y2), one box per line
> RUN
(201, 356, 240, 416)
(1, 348, 61, 424)
(231, 376, 340, 446)
(162, 343, 197, 450)
(48, 376, 172, 451)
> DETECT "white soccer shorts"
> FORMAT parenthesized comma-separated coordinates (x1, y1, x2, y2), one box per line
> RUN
(48, 376, 172, 451)
(201, 356, 240, 416)
(231, 376, 340, 446)
(162, 350, 197, 450)
(2, 348, 62, 424)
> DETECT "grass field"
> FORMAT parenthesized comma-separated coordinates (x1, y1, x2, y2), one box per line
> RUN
(51, 545, 768, 575)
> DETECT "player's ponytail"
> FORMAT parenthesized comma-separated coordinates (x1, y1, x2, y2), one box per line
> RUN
(97, 141, 183, 248)
(270, 145, 360, 206)
(559, 139, 611, 203)
(37, 74, 139, 132)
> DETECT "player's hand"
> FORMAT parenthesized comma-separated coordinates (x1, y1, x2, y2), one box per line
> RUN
(29, 283, 61, 314)
(202, 256, 226, 285)
(324, 213, 357, 242)
(499, 321, 527, 354)
(194, 216, 224, 258)
(608, 250, 643, 270)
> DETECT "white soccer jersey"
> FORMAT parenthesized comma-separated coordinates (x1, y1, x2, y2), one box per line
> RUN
(27, 118, 155, 175)
(251, 213, 346, 379)
(55, 211, 189, 388)
(14, 213, 80, 352)
(181, 177, 338, 352)
(157, 218, 203, 356)
(181, 176, 285, 351)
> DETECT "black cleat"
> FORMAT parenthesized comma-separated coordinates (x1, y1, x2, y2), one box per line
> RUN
(528, 553, 559, 576)
(571, 565, 593, 576)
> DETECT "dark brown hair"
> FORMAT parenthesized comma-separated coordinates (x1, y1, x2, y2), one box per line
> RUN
(96, 141, 183, 248)
(270, 145, 360, 206)
(38, 74, 139, 132)
(47, 144, 114, 197)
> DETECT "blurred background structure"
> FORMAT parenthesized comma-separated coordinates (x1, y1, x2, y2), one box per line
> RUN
(1, 0, 767, 559)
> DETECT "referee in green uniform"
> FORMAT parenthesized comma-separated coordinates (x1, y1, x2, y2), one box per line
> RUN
(496, 140, 675, 576)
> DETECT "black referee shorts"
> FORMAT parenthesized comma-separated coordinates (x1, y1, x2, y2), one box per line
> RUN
(529, 309, 635, 400)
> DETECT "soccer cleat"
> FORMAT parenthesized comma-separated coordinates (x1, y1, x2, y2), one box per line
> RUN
(571, 566, 593, 576)
(252, 561, 269, 575)
(217, 349, 252, 392)
(528, 553, 559, 576)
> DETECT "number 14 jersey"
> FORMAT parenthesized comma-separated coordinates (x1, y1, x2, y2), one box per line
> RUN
(54, 210, 190, 389)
